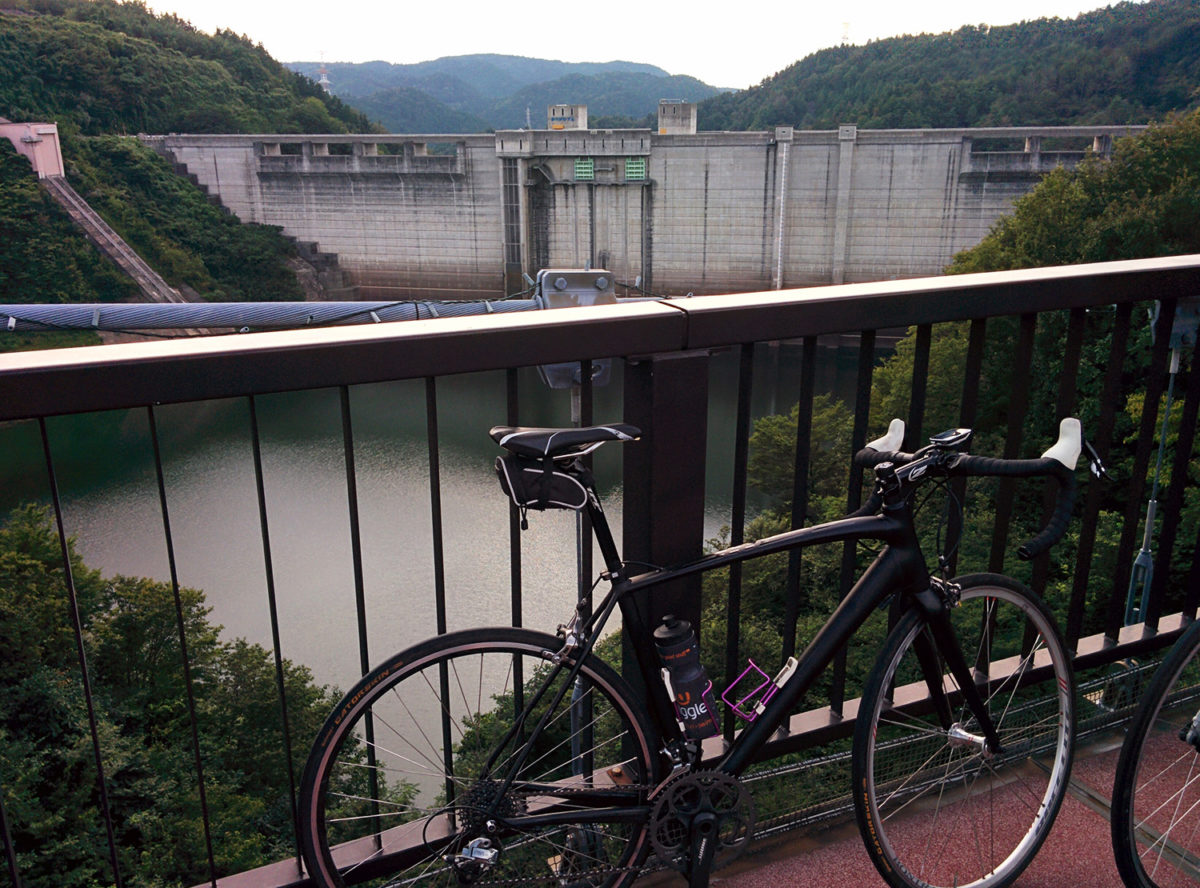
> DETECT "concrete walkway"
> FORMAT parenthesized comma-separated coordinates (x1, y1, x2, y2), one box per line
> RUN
(711, 735, 1127, 888)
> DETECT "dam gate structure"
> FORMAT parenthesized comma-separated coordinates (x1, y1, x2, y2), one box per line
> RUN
(143, 125, 1141, 300)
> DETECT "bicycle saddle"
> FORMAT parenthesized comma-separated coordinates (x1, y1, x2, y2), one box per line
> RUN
(489, 423, 641, 459)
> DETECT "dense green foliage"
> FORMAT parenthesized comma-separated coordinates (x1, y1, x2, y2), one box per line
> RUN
(0, 0, 374, 134)
(700, 0, 1200, 130)
(289, 55, 724, 133)
(949, 109, 1200, 270)
(0, 0, 359, 313)
(0, 140, 138, 305)
(0, 504, 341, 888)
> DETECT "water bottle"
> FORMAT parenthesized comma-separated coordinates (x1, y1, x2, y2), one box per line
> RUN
(653, 615, 720, 739)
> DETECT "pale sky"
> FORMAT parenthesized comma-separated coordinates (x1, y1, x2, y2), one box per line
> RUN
(144, 0, 1132, 90)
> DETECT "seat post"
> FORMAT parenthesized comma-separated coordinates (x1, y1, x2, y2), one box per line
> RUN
(584, 494, 624, 577)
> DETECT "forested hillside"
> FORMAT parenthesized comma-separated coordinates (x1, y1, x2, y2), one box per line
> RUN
(0, 0, 374, 133)
(291, 55, 672, 100)
(700, 0, 1200, 130)
(0, 505, 341, 887)
(348, 86, 491, 134)
(0, 0, 369, 315)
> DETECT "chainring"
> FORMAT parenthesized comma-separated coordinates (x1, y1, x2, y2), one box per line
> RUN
(649, 770, 755, 872)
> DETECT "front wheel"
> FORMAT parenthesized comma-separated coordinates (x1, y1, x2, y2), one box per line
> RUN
(1111, 618, 1200, 888)
(853, 573, 1075, 888)
(298, 627, 662, 888)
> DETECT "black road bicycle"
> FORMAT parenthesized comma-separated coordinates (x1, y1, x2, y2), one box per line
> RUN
(1111, 617, 1200, 887)
(299, 417, 1098, 888)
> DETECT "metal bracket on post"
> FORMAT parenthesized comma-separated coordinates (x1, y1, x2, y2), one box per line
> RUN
(1125, 296, 1200, 625)
(534, 269, 616, 390)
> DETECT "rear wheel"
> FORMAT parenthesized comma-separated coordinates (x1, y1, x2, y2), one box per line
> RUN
(299, 627, 661, 888)
(1111, 618, 1200, 888)
(853, 573, 1075, 888)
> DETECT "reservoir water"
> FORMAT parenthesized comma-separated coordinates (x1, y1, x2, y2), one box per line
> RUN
(1, 344, 867, 694)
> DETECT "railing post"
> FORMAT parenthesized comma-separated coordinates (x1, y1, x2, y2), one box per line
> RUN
(622, 350, 711, 631)
(0, 782, 20, 888)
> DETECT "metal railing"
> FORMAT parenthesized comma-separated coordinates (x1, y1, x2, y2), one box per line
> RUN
(0, 254, 1198, 888)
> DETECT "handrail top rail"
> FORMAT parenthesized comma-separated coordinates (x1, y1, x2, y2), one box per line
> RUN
(1, 254, 1198, 422)
(0, 299, 681, 374)
(679, 254, 1200, 346)
(0, 300, 685, 421)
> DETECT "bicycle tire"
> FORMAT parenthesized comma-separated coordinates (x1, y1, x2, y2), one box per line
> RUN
(853, 573, 1075, 888)
(299, 627, 662, 888)
(1111, 618, 1200, 888)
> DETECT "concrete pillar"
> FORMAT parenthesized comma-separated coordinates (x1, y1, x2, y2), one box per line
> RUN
(1025, 135, 1041, 170)
(831, 124, 857, 285)
(773, 127, 793, 290)
(499, 156, 529, 295)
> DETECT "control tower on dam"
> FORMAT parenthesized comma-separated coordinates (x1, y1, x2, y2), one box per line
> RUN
(144, 119, 1142, 301)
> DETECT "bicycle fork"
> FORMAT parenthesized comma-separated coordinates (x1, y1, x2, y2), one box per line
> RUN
(910, 582, 1004, 756)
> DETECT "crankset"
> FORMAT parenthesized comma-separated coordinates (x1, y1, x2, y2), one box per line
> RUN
(649, 770, 755, 884)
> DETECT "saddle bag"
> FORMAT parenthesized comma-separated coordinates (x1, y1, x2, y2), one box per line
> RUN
(494, 454, 589, 512)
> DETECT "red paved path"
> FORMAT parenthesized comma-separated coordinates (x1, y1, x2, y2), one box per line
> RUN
(707, 736, 1127, 888)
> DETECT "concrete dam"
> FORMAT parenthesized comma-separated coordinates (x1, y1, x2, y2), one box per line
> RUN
(143, 123, 1142, 300)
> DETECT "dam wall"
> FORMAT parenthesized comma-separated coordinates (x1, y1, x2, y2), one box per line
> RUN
(144, 125, 1141, 300)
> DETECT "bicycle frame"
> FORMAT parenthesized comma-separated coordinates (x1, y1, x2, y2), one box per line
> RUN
(567, 481, 965, 777)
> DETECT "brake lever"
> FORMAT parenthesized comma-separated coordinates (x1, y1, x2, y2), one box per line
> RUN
(1082, 435, 1111, 481)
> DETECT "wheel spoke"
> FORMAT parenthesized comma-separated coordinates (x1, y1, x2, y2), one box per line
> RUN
(1113, 620, 1200, 888)
(855, 578, 1073, 888)
(300, 630, 656, 888)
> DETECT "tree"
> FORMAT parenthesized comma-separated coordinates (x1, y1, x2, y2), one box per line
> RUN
(945, 109, 1198, 617)
(0, 504, 344, 887)
(699, 1, 1200, 131)
(949, 109, 1200, 272)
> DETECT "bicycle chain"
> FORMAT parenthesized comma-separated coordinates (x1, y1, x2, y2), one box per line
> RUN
(443, 783, 660, 888)
(462, 773, 756, 886)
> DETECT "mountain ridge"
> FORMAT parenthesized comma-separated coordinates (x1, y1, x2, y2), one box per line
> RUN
(286, 54, 726, 132)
